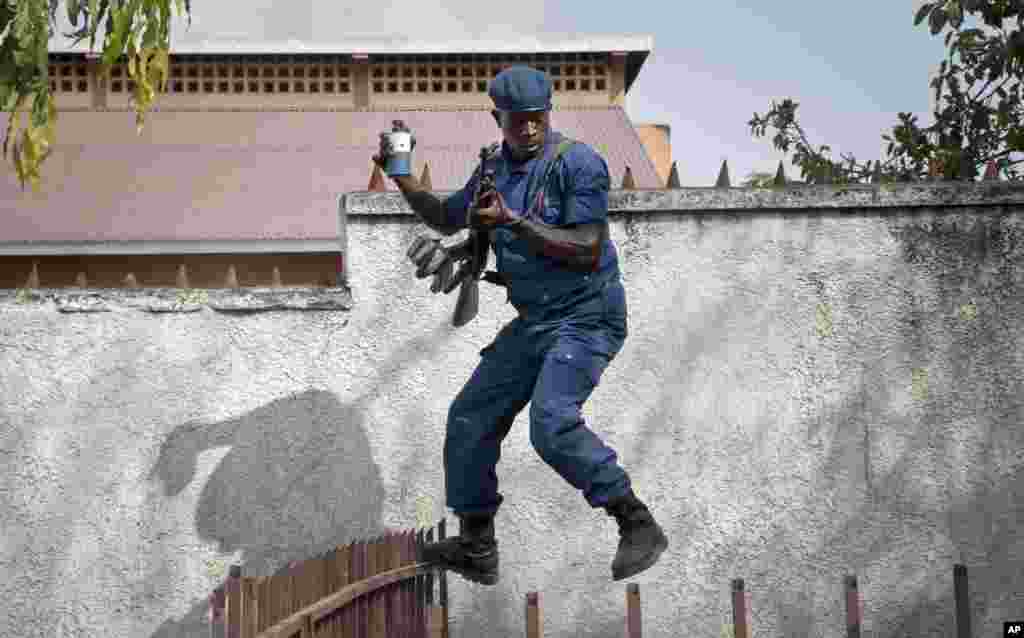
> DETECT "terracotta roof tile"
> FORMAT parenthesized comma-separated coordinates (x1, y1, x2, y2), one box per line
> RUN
(1, 107, 661, 243)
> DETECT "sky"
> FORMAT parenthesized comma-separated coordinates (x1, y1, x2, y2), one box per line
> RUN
(52, 0, 956, 186)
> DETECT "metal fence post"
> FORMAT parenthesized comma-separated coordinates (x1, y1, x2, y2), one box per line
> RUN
(439, 518, 448, 638)
(226, 565, 242, 638)
(955, 564, 972, 638)
(525, 592, 541, 638)
(626, 583, 642, 638)
(845, 575, 861, 638)
(731, 578, 749, 638)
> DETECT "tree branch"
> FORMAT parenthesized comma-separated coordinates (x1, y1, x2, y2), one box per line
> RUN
(975, 75, 1014, 104)
(970, 75, 997, 105)
(982, 146, 1021, 162)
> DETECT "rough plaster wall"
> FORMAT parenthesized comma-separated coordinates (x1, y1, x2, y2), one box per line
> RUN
(1, 204, 1023, 638)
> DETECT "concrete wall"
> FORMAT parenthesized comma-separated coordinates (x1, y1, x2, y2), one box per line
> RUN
(2, 183, 1023, 638)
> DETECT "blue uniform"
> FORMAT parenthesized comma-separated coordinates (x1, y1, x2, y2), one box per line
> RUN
(440, 129, 632, 516)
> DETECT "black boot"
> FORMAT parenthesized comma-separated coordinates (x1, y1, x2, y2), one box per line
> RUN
(604, 489, 668, 580)
(418, 514, 499, 585)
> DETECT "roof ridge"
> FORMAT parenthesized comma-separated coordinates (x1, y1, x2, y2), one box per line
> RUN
(50, 34, 654, 55)
(51, 104, 626, 114)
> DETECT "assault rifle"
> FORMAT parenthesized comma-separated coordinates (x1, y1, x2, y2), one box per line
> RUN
(406, 143, 499, 327)
(447, 144, 497, 327)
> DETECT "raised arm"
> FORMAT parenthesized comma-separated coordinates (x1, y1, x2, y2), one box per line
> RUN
(391, 175, 464, 237)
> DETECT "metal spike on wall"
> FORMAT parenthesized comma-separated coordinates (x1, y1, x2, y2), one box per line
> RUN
(224, 265, 239, 289)
(621, 166, 636, 189)
(871, 160, 883, 184)
(959, 154, 978, 181)
(773, 160, 787, 187)
(666, 161, 681, 188)
(983, 159, 1000, 181)
(419, 162, 433, 190)
(123, 273, 138, 288)
(271, 266, 283, 288)
(25, 261, 40, 288)
(368, 163, 387, 192)
(75, 272, 88, 287)
(715, 160, 731, 188)
(176, 264, 190, 288)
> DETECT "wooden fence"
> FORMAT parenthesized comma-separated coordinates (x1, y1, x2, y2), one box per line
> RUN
(522, 585, 644, 638)
(520, 563, 977, 638)
(210, 530, 980, 638)
(208, 519, 449, 638)
(725, 563, 976, 638)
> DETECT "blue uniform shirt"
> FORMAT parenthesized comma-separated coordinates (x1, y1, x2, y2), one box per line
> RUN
(443, 130, 621, 316)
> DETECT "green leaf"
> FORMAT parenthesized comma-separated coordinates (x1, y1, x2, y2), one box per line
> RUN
(0, 2, 12, 31)
(3, 96, 24, 156)
(948, 3, 963, 29)
(159, 1, 171, 36)
(43, 94, 56, 146)
(87, 0, 100, 49)
(12, 138, 25, 185)
(929, 5, 948, 34)
(142, 19, 158, 49)
(30, 86, 48, 128)
(915, 2, 934, 26)
(103, 3, 133, 66)
(1009, 128, 1024, 151)
(67, 0, 81, 25)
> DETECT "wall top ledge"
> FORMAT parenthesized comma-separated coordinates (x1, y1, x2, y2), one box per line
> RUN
(342, 182, 1024, 216)
(0, 287, 354, 313)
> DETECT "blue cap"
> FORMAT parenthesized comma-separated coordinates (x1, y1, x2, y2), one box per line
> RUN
(488, 66, 553, 112)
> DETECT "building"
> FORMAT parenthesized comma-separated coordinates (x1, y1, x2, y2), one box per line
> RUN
(1, 35, 668, 289)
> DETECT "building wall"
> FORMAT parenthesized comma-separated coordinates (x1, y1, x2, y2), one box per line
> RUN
(634, 123, 672, 185)
(2, 184, 1022, 638)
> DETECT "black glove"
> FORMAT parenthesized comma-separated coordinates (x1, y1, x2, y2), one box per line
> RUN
(407, 235, 464, 294)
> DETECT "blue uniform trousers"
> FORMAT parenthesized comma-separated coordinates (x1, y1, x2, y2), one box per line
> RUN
(444, 275, 632, 517)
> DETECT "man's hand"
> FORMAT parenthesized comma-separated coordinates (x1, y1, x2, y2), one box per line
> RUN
(372, 119, 417, 170)
(371, 132, 390, 170)
(470, 189, 522, 229)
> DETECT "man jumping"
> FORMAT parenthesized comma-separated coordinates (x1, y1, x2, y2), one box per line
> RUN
(372, 65, 668, 585)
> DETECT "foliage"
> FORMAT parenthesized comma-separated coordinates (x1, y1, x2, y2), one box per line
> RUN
(0, 0, 191, 190)
(741, 169, 809, 187)
(741, 171, 776, 188)
(749, 0, 1024, 184)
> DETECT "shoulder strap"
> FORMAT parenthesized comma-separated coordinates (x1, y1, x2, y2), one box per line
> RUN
(555, 138, 577, 157)
(528, 138, 579, 217)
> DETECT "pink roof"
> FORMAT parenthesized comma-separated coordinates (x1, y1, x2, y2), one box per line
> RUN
(1, 107, 661, 243)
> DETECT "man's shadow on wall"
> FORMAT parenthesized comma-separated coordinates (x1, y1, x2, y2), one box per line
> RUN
(145, 388, 387, 638)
